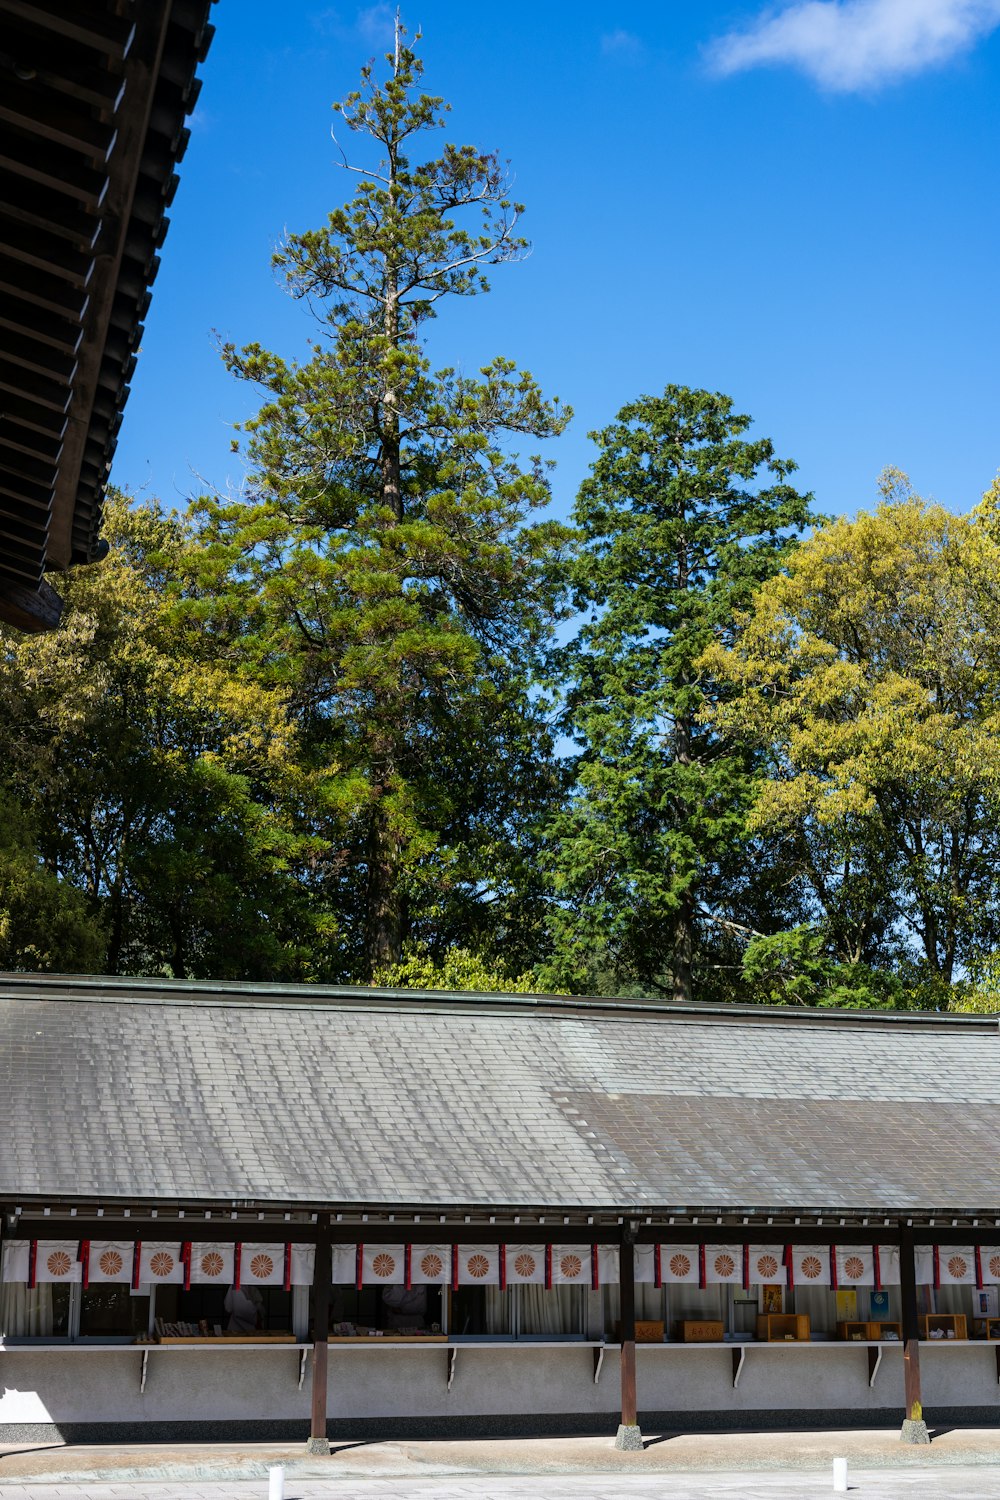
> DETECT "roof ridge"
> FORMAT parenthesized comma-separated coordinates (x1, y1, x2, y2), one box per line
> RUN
(0, 972, 996, 1030)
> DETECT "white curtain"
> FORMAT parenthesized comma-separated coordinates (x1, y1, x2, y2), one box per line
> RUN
(484, 1288, 511, 1334)
(519, 1284, 580, 1335)
(0, 1281, 54, 1336)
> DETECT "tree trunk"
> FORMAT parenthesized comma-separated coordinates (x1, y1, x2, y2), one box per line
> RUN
(672, 887, 694, 1004)
(670, 530, 695, 1005)
(364, 807, 403, 976)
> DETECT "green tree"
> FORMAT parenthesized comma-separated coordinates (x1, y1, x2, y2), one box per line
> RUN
(189, 25, 569, 977)
(372, 944, 537, 993)
(0, 494, 306, 979)
(0, 792, 104, 972)
(539, 386, 815, 1002)
(705, 475, 1000, 994)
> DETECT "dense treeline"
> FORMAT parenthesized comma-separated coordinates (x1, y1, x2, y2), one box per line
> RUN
(4, 34, 998, 1011)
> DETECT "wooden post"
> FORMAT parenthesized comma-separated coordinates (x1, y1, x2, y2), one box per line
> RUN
(614, 1227, 642, 1449)
(899, 1226, 929, 1444)
(307, 1217, 332, 1455)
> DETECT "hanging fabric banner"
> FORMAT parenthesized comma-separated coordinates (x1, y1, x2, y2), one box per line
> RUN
(457, 1245, 500, 1286)
(139, 1243, 184, 1284)
(89, 1242, 134, 1283)
(935, 1247, 976, 1285)
(634, 1244, 656, 1285)
(330, 1244, 356, 1284)
(551, 1246, 591, 1285)
(597, 1246, 620, 1285)
(506, 1245, 546, 1285)
(980, 1247, 1000, 1284)
(660, 1247, 701, 1284)
(833, 1246, 876, 1287)
(914, 1247, 934, 1285)
(878, 1245, 900, 1286)
(361, 1245, 406, 1286)
(705, 1246, 743, 1284)
(190, 1243, 236, 1285)
(36, 1241, 83, 1283)
(0, 1239, 29, 1282)
(790, 1247, 832, 1286)
(409, 1245, 450, 1285)
(289, 1243, 314, 1286)
(748, 1246, 785, 1287)
(240, 1243, 288, 1287)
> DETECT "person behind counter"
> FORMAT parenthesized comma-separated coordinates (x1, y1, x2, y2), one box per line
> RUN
(224, 1284, 264, 1333)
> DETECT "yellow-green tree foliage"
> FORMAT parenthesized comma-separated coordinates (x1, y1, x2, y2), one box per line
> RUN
(372, 945, 537, 993)
(703, 474, 1000, 990)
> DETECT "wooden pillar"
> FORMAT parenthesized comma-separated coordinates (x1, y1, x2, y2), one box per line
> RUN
(614, 1228, 642, 1449)
(307, 1217, 332, 1455)
(899, 1226, 929, 1443)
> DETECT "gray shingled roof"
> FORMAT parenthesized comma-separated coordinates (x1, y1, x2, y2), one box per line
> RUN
(1, 975, 998, 1216)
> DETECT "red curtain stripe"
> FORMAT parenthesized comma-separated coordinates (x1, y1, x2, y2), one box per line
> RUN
(79, 1240, 90, 1289)
(591, 1244, 599, 1292)
(355, 1244, 364, 1292)
(498, 1244, 506, 1292)
(873, 1245, 882, 1292)
(742, 1244, 750, 1292)
(283, 1242, 292, 1293)
(783, 1245, 793, 1292)
(182, 1241, 192, 1291)
(544, 1244, 553, 1291)
(451, 1245, 459, 1293)
(933, 1245, 941, 1290)
(698, 1243, 707, 1290)
(28, 1240, 37, 1290)
(233, 1242, 242, 1291)
(131, 1241, 141, 1291)
(976, 1246, 984, 1291)
(404, 1244, 412, 1291)
(829, 1247, 838, 1290)
(654, 1243, 662, 1290)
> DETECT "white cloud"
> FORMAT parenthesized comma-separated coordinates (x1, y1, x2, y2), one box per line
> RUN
(601, 28, 644, 58)
(707, 0, 1000, 90)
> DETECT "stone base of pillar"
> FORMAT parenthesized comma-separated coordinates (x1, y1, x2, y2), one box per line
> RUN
(305, 1436, 331, 1455)
(614, 1423, 644, 1451)
(900, 1419, 930, 1445)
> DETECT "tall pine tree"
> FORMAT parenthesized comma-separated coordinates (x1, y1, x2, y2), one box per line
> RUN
(189, 25, 569, 976)
(540, 386, 814, 1002)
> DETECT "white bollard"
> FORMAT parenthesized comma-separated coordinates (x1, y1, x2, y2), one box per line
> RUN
(833, 1455, 848, 1492)
(268, 1464, 285, 1500)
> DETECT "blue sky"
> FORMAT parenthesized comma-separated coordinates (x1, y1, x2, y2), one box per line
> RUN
(111, 0, 1000, 526)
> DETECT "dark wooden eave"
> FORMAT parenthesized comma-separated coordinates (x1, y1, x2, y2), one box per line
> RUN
(0, 0, 215, 630)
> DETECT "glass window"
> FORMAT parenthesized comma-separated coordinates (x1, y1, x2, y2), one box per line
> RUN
(79, 1285, 150, 1339)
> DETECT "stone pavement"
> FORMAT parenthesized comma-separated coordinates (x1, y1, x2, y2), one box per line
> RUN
(4, 1473, 1000, 1500)
(2, 1431, 1000, 1498)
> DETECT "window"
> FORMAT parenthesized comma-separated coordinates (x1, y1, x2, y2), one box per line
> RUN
(79, 1285, 149, 1339)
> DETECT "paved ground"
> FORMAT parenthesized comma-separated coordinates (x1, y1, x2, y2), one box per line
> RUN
(4, 1473, 1000, 1499)
(2, 1431, 1000, 1497)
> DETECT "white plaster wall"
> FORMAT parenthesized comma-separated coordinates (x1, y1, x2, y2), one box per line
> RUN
(0, 1343, 997, 1425)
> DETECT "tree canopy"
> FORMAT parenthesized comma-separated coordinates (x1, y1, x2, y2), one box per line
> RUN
(704, 474, 1000, 1002)
(539, 386, 815, 1002)
(186, 23, 569, 977)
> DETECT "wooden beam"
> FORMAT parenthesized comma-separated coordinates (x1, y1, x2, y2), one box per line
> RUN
(898, 1224, 929, 1441)
(308, 1215, 332, 1455)
(0, 574, 61, 631)
(614, 1227, 642, 1449)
